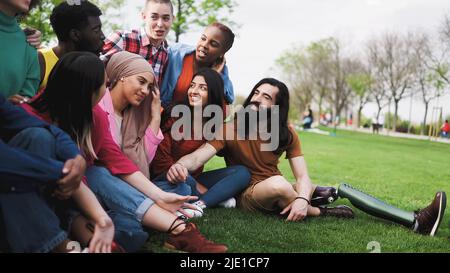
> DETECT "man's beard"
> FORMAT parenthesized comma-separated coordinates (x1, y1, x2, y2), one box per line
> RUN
(237, 102, 274, 139)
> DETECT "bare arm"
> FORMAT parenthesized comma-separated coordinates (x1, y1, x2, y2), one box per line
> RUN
(72, 183, 114, 253)
(148, 87, 161, 136)
(119, 171, 198, 213)
(72, 183, 110, 224)
(166, 143, 218, 183)
(119, 171, 166, 201)
(178, 143, 218, 171)
(280, 156, 314, 221)
(289, 156, 313, 200)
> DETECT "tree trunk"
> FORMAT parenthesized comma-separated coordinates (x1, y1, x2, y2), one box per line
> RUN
(318, 95, 323, 118)
(387, 98, 391, 132)
(421, 102, 429, 135)
(376, 106, 382, 124)
(358, 106, 363, 128)
(393, 99, 400, 132)
(175, 0, 182, 42)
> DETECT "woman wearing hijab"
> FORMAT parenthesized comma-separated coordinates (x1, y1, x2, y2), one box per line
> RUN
(99, 51, 191, 196)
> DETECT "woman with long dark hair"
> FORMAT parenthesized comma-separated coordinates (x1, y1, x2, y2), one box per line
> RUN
(26, 52, 228, 253)
(151, 68, 251, 216)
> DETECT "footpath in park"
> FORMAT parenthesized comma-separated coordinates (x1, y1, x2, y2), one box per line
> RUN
(336, 125, 450, 144)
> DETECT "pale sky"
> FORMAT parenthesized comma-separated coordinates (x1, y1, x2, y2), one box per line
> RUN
(115, 0, 450, 124)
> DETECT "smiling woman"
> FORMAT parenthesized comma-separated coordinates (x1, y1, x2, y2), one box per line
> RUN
(160, 22, 236, 108)
(99, 51, 163, 179)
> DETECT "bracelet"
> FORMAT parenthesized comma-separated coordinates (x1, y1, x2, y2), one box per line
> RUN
(294, 196, 310, 205)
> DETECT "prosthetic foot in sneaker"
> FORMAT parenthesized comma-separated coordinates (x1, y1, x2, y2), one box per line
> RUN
(414, 191, 446, 236)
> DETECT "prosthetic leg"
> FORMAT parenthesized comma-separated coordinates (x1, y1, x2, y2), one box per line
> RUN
(311, 186, 339, 207)
(311, 186, 354, 218)
(337, 183, 415, 228)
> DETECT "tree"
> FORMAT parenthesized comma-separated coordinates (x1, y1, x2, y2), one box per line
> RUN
(435, 14, 450, 84)
(328, 38, 356, 122)
(411, 32, 445, 135)
(20, 0, 63, 44)
(276, 46, 315, 120)
(306, 39, 333, 117)
(276, 38, 357, 123)
(21, 0, 125, 45)
(440, 14, 450, 48)
(366, 39, 389, 125)
(346, 69, 372, 128)
(172, 0, 239, 42)
(370, 32, 416, 132)
(92, 0, 126, 35)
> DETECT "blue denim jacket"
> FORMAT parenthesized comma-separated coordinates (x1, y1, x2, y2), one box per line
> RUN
(0, 95, 80, 193)
(160, 43, 234, 109)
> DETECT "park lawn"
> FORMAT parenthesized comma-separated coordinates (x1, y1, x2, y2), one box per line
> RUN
(143, 128, 450, 253)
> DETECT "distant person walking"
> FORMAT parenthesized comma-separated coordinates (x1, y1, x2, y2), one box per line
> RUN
(441, 120, 449, 138)
(302, 107, 313, 129)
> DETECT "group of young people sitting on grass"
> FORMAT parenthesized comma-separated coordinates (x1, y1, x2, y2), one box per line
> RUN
(0, 0, 446, 253)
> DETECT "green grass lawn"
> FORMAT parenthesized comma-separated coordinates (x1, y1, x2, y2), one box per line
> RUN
(144, 128, 450, 253)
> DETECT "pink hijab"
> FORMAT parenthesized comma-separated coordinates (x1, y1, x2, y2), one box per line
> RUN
(106, 51, 157, 178)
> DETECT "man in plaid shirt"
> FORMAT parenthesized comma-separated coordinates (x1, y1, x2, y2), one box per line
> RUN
(101, 0, 174, 86)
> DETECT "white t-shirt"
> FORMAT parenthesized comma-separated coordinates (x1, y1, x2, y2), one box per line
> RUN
(113, 113, 123, 147)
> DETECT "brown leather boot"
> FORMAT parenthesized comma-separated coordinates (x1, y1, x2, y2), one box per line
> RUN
(165, 222, 228, 253)
(319, 205, 355, 218)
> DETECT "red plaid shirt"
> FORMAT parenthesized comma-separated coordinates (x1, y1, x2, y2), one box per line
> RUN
(101, 28, 169, 86)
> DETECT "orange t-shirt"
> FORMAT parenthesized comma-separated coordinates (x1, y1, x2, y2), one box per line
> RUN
(172, 53, 195, 104)
(208, 120, 303, 185)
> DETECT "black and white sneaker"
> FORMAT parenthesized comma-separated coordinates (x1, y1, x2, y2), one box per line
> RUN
(414, 191, 447, 236)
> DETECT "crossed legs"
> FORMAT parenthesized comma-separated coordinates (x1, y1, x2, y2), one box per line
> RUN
(246, 175, 321, 216)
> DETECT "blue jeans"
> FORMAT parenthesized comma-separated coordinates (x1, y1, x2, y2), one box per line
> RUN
(85, 166, 154, 252)
(196, 165, 251, 207)
(0, 128, 67, 252)
(152, 173, 193, 196)
(152, 165, 250, 207)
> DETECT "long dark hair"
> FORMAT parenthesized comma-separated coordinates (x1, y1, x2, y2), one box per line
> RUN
(162, 68, 224, 132)
(31, 51, 105, 158)
(194, 68, 225, 109)
(242, 78, 292, 155)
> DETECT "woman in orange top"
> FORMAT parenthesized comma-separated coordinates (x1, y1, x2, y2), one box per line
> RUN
(160, 22, 235, 109)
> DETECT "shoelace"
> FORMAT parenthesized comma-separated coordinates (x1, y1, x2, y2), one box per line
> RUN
(414, 208, 432, 220)
(167, 216, 186, 234)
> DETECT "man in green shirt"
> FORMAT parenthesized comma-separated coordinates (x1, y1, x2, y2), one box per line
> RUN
(0, 0, 40, 104)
